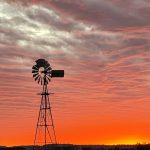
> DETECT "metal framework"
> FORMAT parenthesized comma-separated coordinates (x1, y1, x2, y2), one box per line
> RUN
(34, 75, 57, 146)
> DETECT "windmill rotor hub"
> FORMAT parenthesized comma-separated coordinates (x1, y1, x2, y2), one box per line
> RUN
(39, 67, 45, 76)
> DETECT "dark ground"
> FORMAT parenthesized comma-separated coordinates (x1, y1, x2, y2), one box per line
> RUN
(1, 144, 150, 150)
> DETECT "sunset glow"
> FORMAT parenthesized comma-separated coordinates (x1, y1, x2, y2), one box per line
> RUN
(0, 0, 150, 146)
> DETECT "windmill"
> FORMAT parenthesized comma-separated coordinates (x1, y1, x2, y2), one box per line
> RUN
(32, 59, 64, 148)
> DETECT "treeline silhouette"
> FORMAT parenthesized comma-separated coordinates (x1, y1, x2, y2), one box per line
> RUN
(1, 144, 150, 150)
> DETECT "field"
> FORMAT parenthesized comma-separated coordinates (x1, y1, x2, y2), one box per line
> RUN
(1, 144, 150, 150)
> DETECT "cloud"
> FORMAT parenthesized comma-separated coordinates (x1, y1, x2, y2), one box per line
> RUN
(0, 0, 150, 145)
(0, 0, 149, 102)
(43, 0, 150, 31)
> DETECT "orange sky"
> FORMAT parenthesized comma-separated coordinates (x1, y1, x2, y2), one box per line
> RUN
(0, 0, 150, 146)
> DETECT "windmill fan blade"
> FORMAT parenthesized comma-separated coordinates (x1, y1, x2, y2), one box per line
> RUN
(32, 65, 38, 70)
(33, 73, 39, 78)
(47, 69, 51, 72)
(46, 73, 51, 78)
(36, 59, 46, 68)
(45, 66, 51, 71)
(41, 78, 43, 85)
(46, 79, 48, 85)
(46, 69, 52, 73)
(32, 70, 38, 73)
(35, 75, 40, 81)
(38, 77, 41, 84)
(46, 76, 51, 82)
(46, 80, 49, 84)
(45, 64, 50, 69)
(36, 59, 51, 69)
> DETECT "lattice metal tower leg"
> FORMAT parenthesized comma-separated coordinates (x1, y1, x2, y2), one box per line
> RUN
(34, 77, 57, 148)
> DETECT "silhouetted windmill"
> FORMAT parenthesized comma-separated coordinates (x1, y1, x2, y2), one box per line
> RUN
(32, 59, 64, 148)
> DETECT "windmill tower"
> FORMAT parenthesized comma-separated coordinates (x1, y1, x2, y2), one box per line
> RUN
(32, 59, 64, 147)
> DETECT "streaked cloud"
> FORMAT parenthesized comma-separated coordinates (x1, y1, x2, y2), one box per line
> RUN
(0, 0, 150, 146)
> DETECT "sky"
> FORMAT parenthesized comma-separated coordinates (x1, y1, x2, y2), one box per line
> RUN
(0, 0, 150, 146)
